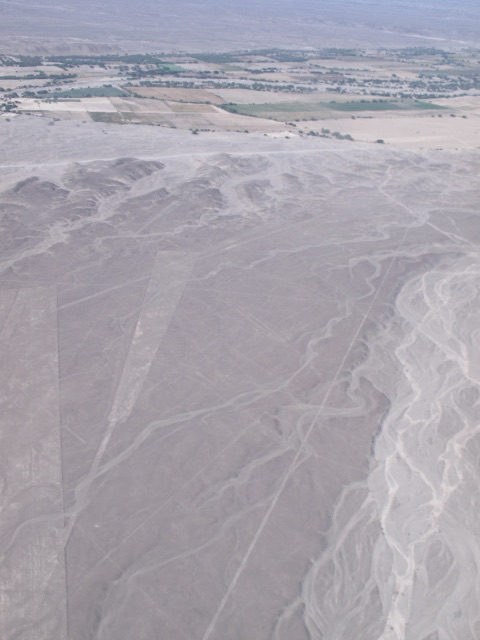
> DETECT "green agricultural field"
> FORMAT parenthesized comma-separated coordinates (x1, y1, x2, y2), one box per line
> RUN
(408, 100, 446, 109)
(327, 99, 445, 112)
(221, 98, 446, 122)
(157, 64, 185, 72)
(221, 102, 326, 117)
(53, 86, 130, 98)
(89, 111, 125, 123)
(191, 53, 242, 64)
(327, 100, 403, 112)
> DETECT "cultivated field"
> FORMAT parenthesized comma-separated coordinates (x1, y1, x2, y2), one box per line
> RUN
(130, 86, 226, 104)
(5, 46, 480, 148)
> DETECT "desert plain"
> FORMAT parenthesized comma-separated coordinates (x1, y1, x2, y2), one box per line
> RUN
(1, 2, 480, 640)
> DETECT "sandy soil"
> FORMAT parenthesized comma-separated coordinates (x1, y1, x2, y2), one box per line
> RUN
(434, 96, 480, 112)
(17, 97, 119, 113)
(304, 113, 480, 150)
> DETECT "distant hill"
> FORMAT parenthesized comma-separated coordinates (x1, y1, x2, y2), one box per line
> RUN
(1, 0, 478, 54)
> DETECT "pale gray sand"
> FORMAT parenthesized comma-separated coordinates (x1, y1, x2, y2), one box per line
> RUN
(0, 117, 479, 639)
(296, 254, 480, 640)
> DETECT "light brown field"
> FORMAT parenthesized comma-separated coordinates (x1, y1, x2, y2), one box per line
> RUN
(433, 96, 480, 112)
(111, 97, 173, 113)
(136, 108, 291, 132)
(309, 58, 420, 79)
(17, 97, 118, 113)
(116, 101, 292, 131)
(167, 102, 217, 113)
(129, 86, 226, 103)
(211, 88, 322, 104)
(253, 72, 298, 82)
(0, 79, 49, 90)
(15, 94, 291, 132)
(302, 113, 480, 149)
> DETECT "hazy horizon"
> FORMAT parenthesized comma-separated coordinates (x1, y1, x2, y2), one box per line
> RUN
(1, 0, 479, 53)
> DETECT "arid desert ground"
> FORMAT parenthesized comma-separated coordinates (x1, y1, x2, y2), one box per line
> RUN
(1, 116, 479, 639)
(1, 1, 480, 639)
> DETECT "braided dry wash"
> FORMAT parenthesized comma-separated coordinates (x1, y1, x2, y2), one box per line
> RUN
(296, 253, 480, 640)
